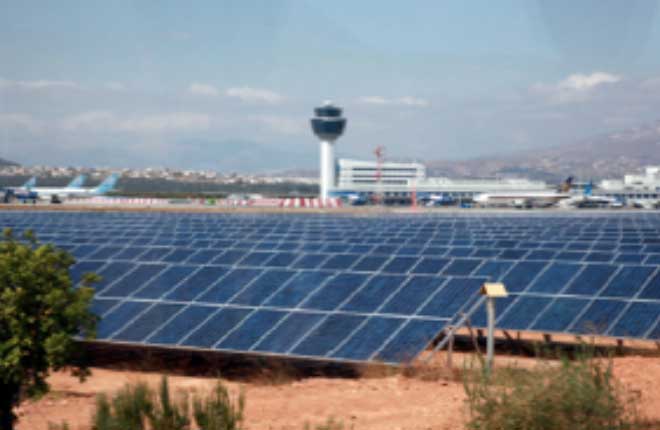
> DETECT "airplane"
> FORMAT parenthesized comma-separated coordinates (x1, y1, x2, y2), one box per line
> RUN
(473, 177, 575, 208)
(417, 192, 455, 207)
(66, 174, 87, 188)
(558, 182, 624, 209)
(1, 176, 38, 203)
(332, 191, 369, 205)
(30, 173, 120, 200)
(630, 198, 660, 210)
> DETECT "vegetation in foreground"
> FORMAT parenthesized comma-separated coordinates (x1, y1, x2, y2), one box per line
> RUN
(91, 376, 244, 430)
(463, 348, 655, 430)
(38, 349, 659, 430)
(0, 229, 97, 430)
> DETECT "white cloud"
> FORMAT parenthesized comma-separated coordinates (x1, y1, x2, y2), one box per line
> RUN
(0, 77, 80, 91)
(188, 83, 219, 97)
(531, 72, 622, 103)
(0, 113, 43, 132)
(557, 72, 621, 91)
(226, 87, 284, 104)
(358, 96, 389, 105)
(252, 115, 304, 135)
(357, 96, 429, 107)
(61, 111, 211, 133)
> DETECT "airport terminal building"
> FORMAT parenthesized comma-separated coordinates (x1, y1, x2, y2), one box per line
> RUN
(333, 158, 549, 201)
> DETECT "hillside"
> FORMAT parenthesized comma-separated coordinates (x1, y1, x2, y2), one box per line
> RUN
(427, 120, 660, 181)
(0, 157, 19, 167)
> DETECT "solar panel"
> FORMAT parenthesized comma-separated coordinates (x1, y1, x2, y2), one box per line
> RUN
(2, 210, 660, 365)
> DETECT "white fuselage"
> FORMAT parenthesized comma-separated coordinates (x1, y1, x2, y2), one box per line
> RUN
(30, 187, 99, 199)
(473, 191, 571, 207)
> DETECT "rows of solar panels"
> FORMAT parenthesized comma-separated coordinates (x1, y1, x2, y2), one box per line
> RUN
(2, 211, 660, 365)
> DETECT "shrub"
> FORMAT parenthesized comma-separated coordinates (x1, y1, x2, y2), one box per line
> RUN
(93, 381, 152, 430)
(193, 379, 245, 430)
(463, 349, 643, 430)
(149, 377, 190, 430)
(92, 376, 244, 430)
(303, 417, 350, 430)
(0, 229, 97, 430)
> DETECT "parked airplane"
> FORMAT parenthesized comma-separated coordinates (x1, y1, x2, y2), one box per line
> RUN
(1, 177, 38, 202)
(630, 199, 660, 209)
(558, 182, 623, 208)
(31, 173, 120, 200)
(417, 192, 456, 207)
(473, 177, 575, 208)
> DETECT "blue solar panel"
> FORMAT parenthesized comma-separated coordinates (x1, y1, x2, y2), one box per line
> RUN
(251, 312, 322, 353)
(572, 299, 627, 335)
(166, 266, 230, 301)
(5, 210, 660, 365)
(230, 269, 296, 306)
(264, 271, 333, 307)
(114, 303, 184, 342)
(292, 314, 366, 357)
(301, 273, 370, 311)
(181, 307, 251, 348)
(102, 264, 166, 297)
(148, 305, 218, 345)
(531, 298, 588, 332)
(381, 276, 447, 315)
(565, 264, 617, 295)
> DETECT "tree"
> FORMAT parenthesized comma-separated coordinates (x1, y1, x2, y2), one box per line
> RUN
(0, 228, 97, 430)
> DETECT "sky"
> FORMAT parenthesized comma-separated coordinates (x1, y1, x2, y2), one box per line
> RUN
(2, 0, 660, 172)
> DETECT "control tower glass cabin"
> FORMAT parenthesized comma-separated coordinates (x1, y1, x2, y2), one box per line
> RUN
(310, 102, 346, 200)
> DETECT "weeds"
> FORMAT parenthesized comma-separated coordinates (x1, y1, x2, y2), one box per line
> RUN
(303, 417, 351, 430)
(463, 348, 647, 430)
(193, 378, 245, 430)
(91, 376, 244, 430)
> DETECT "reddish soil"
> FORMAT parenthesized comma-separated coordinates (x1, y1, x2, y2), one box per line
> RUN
(14, 354, 660, 430)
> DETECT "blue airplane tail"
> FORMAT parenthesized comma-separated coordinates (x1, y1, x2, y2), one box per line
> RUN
(23, 176, 36, 189)
(584, 181, 593, 197)
(67, 174, 87, 188)
(94, 173, 120, 195)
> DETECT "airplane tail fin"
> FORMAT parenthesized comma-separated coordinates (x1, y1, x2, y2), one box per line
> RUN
(584, 181, 593, 197)
(23, 176, 36, 189)
(94, 173, 120, 195)
(560, 176, 574, 193)
(67, 174, 87, 188)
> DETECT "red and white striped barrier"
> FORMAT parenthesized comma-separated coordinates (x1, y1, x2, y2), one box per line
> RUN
(64, 196, 343, 209)
(67, 197, 165, 205)
(279, 198, 343, 208)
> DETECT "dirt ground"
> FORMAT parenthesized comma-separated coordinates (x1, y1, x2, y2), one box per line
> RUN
(14, 354, 660, 430)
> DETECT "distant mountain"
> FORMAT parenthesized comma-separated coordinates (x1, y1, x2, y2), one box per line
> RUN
(0, 157, 19, 167)
(173, 139, 315, 174)
(427, 120, 660, 182)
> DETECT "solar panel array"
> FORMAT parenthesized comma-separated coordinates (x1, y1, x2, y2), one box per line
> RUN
(2, 211, 660, 365)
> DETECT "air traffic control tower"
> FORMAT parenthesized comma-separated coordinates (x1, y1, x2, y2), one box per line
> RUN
(311, 101, 346, 200)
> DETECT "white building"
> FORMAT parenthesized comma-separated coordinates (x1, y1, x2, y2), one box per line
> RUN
(598, 166, 660, 200)
(334, 158, 549, 200)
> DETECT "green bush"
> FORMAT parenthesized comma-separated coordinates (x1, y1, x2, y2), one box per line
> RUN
(463, 350, 644, 430)
(91, 376, 244, 430)
(93, 381, 152, 430)
(149, 377, 190, 430)
(0, 229, 97, 430)
(193, 379, 245, 430)
(303, 417, 350, 430)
